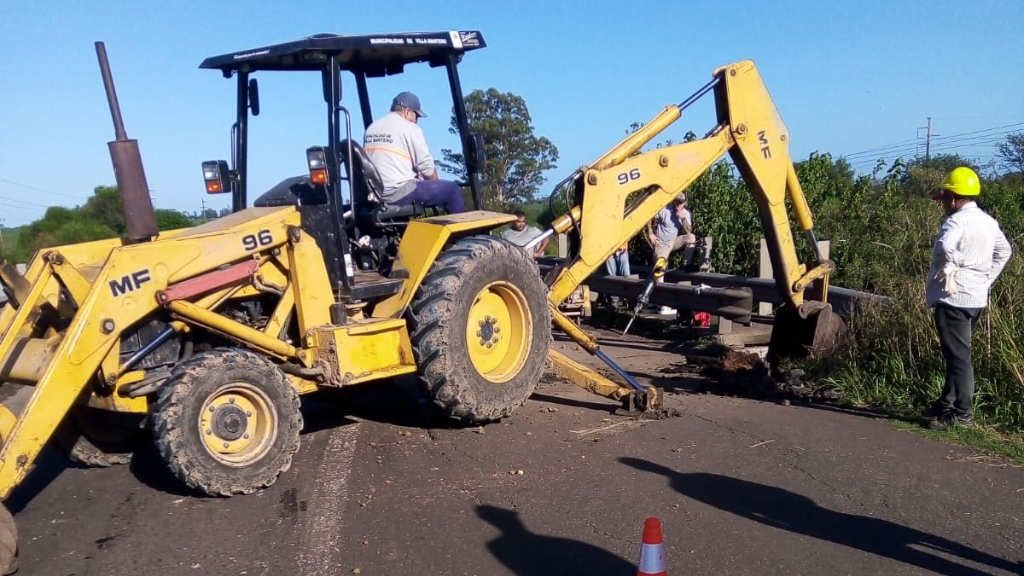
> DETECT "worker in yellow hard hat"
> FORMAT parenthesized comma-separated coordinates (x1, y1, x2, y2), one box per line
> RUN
(922, 166, 1013, 430)
(930, 166, 981, 213)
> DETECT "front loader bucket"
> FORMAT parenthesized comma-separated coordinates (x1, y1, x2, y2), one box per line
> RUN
(767, 301, 847, 363)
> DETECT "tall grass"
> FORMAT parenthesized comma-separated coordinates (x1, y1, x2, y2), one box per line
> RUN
(810, 210, 1024, 433)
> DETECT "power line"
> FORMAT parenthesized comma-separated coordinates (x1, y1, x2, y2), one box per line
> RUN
(839, 120, 1023, 161)
(839, 136, 921, 158)
(842, 130, 1019, 162)
(0, 201, 44, 213)
(930, 121, 1024, 141)
(0, 194, 54, 209)
(846, 136, 1010, 170)
(841, 139, 923, 160)
(0, 178, 81, 200)
(845, 138, 1015, 171)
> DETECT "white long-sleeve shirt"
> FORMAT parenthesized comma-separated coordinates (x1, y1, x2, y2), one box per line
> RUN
(926, 202, 1013, 309)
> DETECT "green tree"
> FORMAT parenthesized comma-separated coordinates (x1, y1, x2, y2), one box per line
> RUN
(155, 209, 196, 230)
(81, 185, 127, 235)
(5, 187, 196, 264)
(10, 206, 117, 262)
(996, 132, 1024, 175)
(686, 161, 760, 275)
(438, 88, 559, 209)
(902, 154, 979, 199)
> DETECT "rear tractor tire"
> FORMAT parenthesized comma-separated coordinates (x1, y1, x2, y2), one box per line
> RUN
(407, 235, 552, 424)
(151, 349, 302, 497)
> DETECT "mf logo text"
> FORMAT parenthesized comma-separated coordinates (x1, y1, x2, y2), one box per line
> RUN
(109, 269, 152, 298)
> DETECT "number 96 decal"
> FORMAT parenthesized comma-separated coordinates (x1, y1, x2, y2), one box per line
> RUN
(617, 168, 641, 185)
(242, 229, 274, 251)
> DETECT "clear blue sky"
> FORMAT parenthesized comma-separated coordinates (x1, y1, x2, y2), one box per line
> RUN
(1, 0, 1021, 226)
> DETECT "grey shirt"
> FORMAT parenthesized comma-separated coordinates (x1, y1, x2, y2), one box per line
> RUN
(653, 207, 692, 243)
(501, 225, 543, 247)
(363, 112, 436, 202)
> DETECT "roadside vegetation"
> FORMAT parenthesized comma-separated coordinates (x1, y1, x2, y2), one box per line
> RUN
(0, 185, 197, 264)
(643, 141, 1024, 444)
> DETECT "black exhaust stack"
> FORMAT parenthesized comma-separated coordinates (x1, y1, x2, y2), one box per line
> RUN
(95, 41, 158, 242)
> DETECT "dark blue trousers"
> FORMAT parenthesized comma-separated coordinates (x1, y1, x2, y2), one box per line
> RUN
(396, 179, 467, 214)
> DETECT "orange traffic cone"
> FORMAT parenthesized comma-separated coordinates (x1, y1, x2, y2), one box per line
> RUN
(636, 517, 668, 575)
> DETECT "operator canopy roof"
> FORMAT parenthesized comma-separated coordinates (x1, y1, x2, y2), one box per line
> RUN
(200, 31, 486, 77)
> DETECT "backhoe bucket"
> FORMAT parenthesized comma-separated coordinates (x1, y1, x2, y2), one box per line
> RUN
(767, 301, 847, 363)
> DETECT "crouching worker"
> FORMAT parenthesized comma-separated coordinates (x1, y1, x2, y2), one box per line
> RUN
(500, 210, 549, 258)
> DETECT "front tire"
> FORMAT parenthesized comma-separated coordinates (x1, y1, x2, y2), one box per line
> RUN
(151, 349, 302, 496)
(407, 236, 551, 423)
(0, 504, 16, 575)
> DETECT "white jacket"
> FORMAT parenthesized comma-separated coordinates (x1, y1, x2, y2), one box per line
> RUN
(926, 202, 1012, 309)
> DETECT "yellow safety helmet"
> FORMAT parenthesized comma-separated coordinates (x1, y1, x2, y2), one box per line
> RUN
(933, 166, 981, 200)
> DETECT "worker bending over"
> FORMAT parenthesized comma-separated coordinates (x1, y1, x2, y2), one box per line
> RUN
(646, 193, 696, 315)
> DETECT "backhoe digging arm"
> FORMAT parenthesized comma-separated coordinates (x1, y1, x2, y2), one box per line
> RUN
(533, 60, 843, 406)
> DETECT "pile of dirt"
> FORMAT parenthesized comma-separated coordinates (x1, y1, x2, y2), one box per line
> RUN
(694, 350, 841, 403)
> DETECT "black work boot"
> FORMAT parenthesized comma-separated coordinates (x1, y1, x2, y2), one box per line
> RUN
(921, 402, 951, 419)
(926, 411, 955, 430)
(954, 413, 975, 427)
(926, 410, 974, 431)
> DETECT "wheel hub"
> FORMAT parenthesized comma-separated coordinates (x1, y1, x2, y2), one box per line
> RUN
(212, 405, 248, 441)
(477, 316, 498, 345)
(198, 384, 276, 465)
(465, 282, 532, 384)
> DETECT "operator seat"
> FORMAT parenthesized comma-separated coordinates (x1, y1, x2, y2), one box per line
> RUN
(340, 139, 423, 223)
(253, 175, 327, 207)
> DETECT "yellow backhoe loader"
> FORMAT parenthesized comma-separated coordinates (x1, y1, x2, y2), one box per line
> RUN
(0, 32, 841, 573)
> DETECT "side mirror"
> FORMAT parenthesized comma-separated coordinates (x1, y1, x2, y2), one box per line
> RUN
(321, 65, 342, 105)
(465, 133, 486, 173)
(248, 78, 260, 117)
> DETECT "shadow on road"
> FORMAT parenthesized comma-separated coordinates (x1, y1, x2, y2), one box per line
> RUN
(798, 401, 924, 426)
(552, 332, 686, 355)
(530, 392, 620, 413)
(476, 505, 634, 576)
(301, 379, 468, 432)
(6, 448, 70, 514)
(623, 371, 705, 395)
(127, 444, 200, 497)
(620, 458, 1022, 576)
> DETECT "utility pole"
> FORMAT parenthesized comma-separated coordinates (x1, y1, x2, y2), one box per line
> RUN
(917, 117, 939, 162)
(0, 218, 4, 252)
(201, 198, 208, 223)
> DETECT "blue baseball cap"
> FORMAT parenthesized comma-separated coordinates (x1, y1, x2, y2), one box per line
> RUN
(392, 92, 426, 117)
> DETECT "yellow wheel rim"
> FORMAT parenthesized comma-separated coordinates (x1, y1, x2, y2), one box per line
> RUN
(466, 281, 533, 384)
(198, 383, 277, 466)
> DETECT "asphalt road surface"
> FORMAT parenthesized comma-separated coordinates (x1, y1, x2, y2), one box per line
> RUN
(9, 331, 1023, 576)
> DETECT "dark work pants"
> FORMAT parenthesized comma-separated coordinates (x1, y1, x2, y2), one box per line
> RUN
(603, 251, 630, 305)
(395, 179, 467, 214)
(933, 303, 983, 417)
